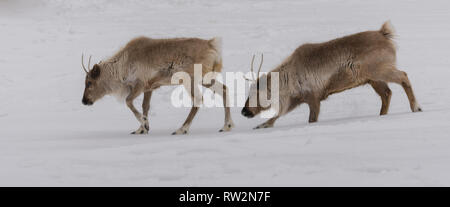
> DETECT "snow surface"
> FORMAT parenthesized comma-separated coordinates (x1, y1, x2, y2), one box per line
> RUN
(1, 0, 450, 186)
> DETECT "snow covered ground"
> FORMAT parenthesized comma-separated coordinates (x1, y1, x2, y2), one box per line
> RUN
(1, 0, 450, 186)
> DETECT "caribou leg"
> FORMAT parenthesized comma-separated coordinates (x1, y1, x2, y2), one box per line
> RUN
(306, 98, 320, 123)
(140, 91, 153, 132)
(369, 67, 422, 112)
(254, 97, 301, 129)
(369, 80, 392, 115)
(202, 80, 234, 132)
(126, 82, 147, 134)
(254, 115, 280, 129)
(172, 81, 202, 135)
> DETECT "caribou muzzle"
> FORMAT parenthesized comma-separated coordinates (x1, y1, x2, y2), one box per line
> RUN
(241, 107, 255, 118)
(82, 96, 93, 106)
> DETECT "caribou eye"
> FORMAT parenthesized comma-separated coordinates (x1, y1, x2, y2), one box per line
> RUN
(86, 81, 92, 87)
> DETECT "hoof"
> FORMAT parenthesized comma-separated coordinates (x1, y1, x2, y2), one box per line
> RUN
(172, 129, 188, 135)
(413, 106, 423, 112)
(131, 130, 148, 135)
(219, 122, 234, 132)
(253, 123, 272, 130)
(131, 126, 148, 135)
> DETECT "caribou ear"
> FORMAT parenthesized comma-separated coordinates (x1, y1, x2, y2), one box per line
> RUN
(90, 64, 101, 79)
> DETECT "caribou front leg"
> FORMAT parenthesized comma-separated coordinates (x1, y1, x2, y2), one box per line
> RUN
(140, 91, 152, 132)
(254, 96, 302, 129)
(126, 82, 147, 134)
(306, 96, 320, 123)
(254, 115, 279, 129)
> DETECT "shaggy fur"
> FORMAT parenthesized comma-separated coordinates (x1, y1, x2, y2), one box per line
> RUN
(242, 21, 422, 129)
(82, 37, 234, 134)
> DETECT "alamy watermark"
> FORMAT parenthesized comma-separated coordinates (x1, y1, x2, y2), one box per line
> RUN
(170, 64, 280, 118)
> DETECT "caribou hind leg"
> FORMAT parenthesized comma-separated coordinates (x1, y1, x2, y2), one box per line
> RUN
(369, 67, 422, 112)
(397, 70, 422, 112)
(369, 80, 392, 115)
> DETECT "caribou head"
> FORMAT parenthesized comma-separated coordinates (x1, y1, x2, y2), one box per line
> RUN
(81, 54, 105, 106)
(241, 54, 273, 118)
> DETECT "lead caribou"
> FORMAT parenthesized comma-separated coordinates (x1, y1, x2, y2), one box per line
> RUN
(242, 22, 422, 129)
(81, 37, 234, 134)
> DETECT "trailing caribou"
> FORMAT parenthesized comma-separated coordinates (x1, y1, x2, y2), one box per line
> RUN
(81, 37, 234, 134)
(242, 21, 422, 129)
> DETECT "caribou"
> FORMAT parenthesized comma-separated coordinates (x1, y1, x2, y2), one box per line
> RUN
(81, 37, 234, 134)
(241, 21, 422, 129)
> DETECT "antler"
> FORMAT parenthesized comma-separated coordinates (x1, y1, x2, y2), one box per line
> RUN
(244, 55, 256, 81)
(244, 54, 263, 82)
(257, 53, 263, 79)
(81, 54, 92, 74)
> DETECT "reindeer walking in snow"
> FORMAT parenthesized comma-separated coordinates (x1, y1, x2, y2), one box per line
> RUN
(81, 37, 234, 134)
(241, 22, 422, 129)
